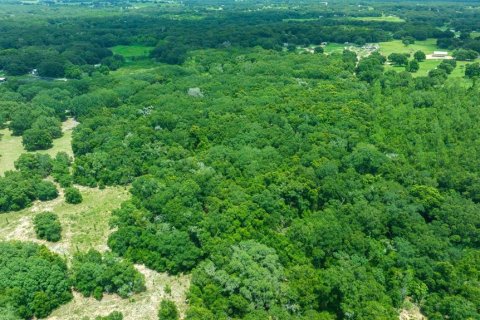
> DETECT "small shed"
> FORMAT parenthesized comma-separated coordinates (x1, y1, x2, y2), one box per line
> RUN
(432, 51, 448, 58)
(0, 77, 6, 82)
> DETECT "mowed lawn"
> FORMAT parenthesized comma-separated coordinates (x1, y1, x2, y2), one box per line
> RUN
(111, 45, 154, 58)
(379, 38, 438, 57)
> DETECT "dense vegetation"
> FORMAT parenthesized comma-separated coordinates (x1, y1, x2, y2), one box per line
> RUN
(0, 242, 72, 319)
(0, 0, 480, 319)
(71, 249, 146, 300)
(33, 212, 62, 242)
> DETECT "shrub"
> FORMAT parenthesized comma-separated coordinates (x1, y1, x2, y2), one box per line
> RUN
(65, 187, 82, 204)
(35, 180, 59, 201)
(33, 212, 62, 242)
(158, 300, 179, 320)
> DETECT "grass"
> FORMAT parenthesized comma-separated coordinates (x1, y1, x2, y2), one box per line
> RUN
(350, 15, 405, 23)
(0, 185, 130, 257)
(471, 31, 480, 39)
(323, 43, 346, 54)
(0, 118, 76, 176)
(111, 45, 154, 59)
(379, 39, 438, 57)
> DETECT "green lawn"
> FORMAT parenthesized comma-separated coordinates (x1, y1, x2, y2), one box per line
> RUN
(350, 15, 405, 23)
(379, 39, 438, 57)
(111, 45, 154, 59)
(324, 43, 346, 54)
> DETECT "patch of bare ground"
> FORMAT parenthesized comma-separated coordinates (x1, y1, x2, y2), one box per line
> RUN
(400, 299, 427, 320)
(48, 266, 190, 320)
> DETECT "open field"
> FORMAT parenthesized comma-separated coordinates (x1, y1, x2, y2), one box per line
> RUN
(0, 185, 130, 257)
(111, 45, 154, 59)
(0, 118, 76, 175)
(324, 42, 346, 54)
(350, 15, 405, 23)
(379, 38, 438, 57)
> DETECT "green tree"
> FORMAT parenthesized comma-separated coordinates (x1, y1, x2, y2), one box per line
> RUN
(22, 128, 53, 151)
(33, 212, 62, 242)
(388, 53, 409, 66)
(158, 300, 179, 320)
(414, 50, 426, 61)
(465, 62, 480, 78)
(65, 187, 82, 204)
(406, 60, 420, 73)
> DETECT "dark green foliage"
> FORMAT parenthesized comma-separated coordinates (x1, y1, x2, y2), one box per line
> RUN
(465, 62, 480, 78)
(1, 3, 480, 320)
(406, 59, 419, 73)
(158, 300, 179, 320)
(33, 212, 62, 242)
(37, 61, 66, 78)
(65, 187, 82, 204)
(437, 59, 456, 74)
(0, 171, 58, 212)
(32, 116, 63, 139)
(452, 49, 478, 61)
(414, 50, 426, 61)
(71, 249, 146, 299)
(0, 242, 72, 319)
(388, 53, 409, 66)
(35, 180, 59, 201)
(22, 128, 53, 151)
(52, 152, 73, 187)
(14, 153, 53, 177)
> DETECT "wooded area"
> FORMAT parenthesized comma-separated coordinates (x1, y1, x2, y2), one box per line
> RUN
(0, 0, 480, 319)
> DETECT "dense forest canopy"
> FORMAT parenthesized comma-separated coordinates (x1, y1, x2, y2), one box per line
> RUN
(0, 0, 480, 319)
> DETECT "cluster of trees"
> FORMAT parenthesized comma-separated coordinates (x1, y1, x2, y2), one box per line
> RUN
(71, 249, 146, 300)
(34, 45, 475, 319)
(1, 1, 480, 319)
(0, 242, 72, 319)
(0, 152, 76, 212)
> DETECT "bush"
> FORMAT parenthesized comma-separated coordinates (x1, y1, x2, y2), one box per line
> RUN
(35, 180, 59, 201)
(158, 300, 179, 320)
(71, 250, 146, 300)
(22, 128, 53, 151)
(65, 187, 82, 204)
(14, 153, 53, 177)
(33, 212, 62, 242)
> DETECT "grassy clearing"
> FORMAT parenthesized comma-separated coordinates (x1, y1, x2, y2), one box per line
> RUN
(48, 266, 190, 320)
(471, 31, 480, 39)
(0, 118, 76, 176)
(111, 45, 154, 59)
(379, 39, 438, 57)
(350, 15, 405, 23)
(324, 42, 346, 54)
(0, 185, 130, 257)
(0, 184, 191, 320)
